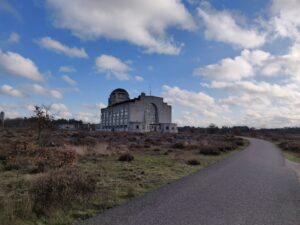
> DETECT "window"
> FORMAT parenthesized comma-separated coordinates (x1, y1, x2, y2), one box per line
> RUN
(166, 126, 169, 130)
(136, 125, 139, 129)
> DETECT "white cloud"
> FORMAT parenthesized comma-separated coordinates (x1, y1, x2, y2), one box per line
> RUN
(0, 84, 24, 97)
(194, 49, 278, 81)
(36, 37, 88, 58)
(197, 2, 265, 48)
(50, 103, 72, 118)
(162, 85, 225, 117)
(0, 104, 23, 118)
(206, 80, 300, 128)
(59, 66, 76, 73)
(95, 54, 130, 80)
(135, 76, 144, 82)
(62, 75, 77, 86)
(0, 50, 44, 81)
(8, 32, 20, 43)
(194, 54, 253, 81)
(75, 112, 99, 123)
(270, 0, 300, 41)
(82, 102, 107, 110)
(30, 84, 64, 99)
(50, 90, 63, 99)
(46, 0, 195, 55)
(210, 81, 300, 102)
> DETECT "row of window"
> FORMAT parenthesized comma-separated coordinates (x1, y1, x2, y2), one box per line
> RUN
(102, 108, 128, 118)
(102, 118, 128, 126)
(103, 125, 128, 129)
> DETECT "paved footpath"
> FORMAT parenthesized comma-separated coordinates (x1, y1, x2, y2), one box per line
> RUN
(78, 138, 300, 225)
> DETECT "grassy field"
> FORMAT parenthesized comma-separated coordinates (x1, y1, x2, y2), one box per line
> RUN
(0, 129, 247, 225)
(283, 152, 300, 163)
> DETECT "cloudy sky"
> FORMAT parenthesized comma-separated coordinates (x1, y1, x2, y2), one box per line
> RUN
(0, 0, 300, 127)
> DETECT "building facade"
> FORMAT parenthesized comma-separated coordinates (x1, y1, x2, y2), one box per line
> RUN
(100, 89, 177, 133)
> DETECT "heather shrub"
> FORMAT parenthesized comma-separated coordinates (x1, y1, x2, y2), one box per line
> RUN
(30, 167, 96, 214)
(199, 145, 220, 155)
(118, 153, 134, 162)
(35, 148, 77, 172)
(278, 142, 289, 150)
(5, 148, 77, 173)
(186, 159, 200, 165)
(171, 143, 185, 149)
(280, 141, 300, 153)
(235, 139, 244, 146)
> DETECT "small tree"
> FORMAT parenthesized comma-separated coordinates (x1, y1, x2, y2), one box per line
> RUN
(207, 123, 219, 134)
(32, 105, 53, 144)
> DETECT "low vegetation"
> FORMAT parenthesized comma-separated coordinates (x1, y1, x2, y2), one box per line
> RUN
(0, 128, 246, 225)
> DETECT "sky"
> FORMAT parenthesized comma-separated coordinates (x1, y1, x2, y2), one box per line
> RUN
(0, 0, 300, 128)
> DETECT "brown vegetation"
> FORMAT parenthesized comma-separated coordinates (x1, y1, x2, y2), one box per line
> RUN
(30, 167, 96, 214)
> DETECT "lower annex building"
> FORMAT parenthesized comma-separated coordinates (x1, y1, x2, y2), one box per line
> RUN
(99, 88, 177, 133)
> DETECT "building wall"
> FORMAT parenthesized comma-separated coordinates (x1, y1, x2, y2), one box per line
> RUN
(101, 103, 129, 131)
(128, 95, 171, 124)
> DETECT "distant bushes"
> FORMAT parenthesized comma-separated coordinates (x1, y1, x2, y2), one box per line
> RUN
(30, 167, 96, 213)
(279, 141, 300, 153)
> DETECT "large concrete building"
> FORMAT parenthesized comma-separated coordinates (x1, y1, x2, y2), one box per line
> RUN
(100, 89, 177, 133)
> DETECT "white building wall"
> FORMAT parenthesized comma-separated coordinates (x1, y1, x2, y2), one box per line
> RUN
(128, 96, 171, 123)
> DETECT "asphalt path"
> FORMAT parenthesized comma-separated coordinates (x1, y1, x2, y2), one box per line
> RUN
(78, 138, 300, 225)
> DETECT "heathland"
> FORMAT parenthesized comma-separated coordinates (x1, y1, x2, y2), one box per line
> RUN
(0, 128, 246, 225)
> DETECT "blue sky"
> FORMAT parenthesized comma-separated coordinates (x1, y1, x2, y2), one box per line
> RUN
(0, 0, 300, 128)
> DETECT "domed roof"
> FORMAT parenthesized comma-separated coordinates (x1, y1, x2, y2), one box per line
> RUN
(110, 88, 129, 95)
(108, 88, 130, 106)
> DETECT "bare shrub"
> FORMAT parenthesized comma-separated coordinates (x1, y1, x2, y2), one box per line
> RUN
(5, 148, 77, 173)
(118, 153, 134, 162)
(171, 143, 185, 149)
(35, 148, 77, 172)
(278, 142, 289, 150)
(30, 167, 96, 214)
(186, 159, 201, 165)
(280, 141, 300, 153)
(235, 139, 244, 146)
(199, 146, 220, 155)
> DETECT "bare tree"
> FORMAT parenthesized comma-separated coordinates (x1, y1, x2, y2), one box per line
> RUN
(32, 105, 53, 144)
